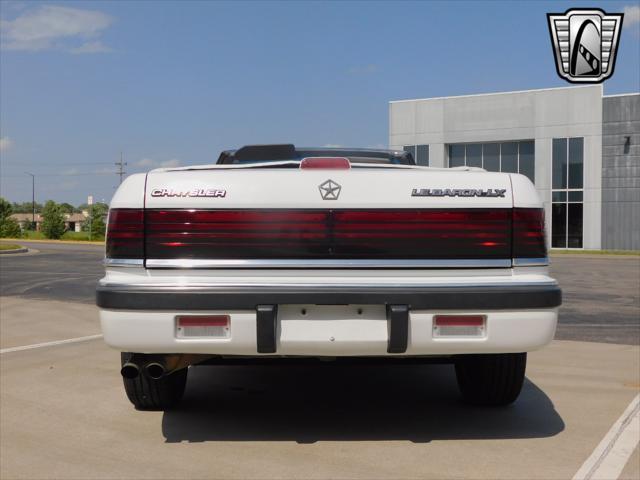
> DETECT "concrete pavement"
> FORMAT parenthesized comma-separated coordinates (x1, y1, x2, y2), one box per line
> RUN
(0, 241, 638, 479)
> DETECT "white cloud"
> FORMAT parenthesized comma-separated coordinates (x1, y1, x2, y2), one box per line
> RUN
(323, 144, 343, 148)
(623, 5, 640, 29)
(69, 41, 112, 54)
(135, 158, 182, 168)
(0, 5, 113, 53)
(0, 137, 13, 151)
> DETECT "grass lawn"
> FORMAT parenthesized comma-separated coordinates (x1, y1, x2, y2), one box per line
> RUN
(0, 244, 23, 251)
(20, 231, 105, 242)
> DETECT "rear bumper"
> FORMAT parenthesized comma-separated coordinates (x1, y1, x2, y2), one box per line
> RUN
(97, 282, 560, 356)
(96, 284, 561, 310)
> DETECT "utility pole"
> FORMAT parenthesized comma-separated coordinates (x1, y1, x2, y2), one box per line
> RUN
(25, 172, 35, 229)
(115, 152, 127, 184)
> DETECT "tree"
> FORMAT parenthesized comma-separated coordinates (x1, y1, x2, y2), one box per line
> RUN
(82, 203, 109, 238)
(11, 201, 42, 214)
(40, 200, 65, 239)
(59, 202, 75, 214)
(0, 197, 21, 238)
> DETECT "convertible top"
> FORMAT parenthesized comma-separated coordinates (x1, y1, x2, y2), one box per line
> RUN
(216, 144, 415, 166)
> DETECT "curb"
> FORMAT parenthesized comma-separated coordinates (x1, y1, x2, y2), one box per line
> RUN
(0, 247, 28, 255)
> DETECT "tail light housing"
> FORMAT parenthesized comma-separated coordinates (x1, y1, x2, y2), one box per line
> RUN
(512, 208, 547, 258)
(105, 209, 144, 259)
(104, 207, 547, 262)
(143, 209, 511, 260)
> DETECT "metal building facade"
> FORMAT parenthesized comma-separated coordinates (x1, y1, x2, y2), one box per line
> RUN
(601, 94, 640, 250)
(389, 86, 639, 250)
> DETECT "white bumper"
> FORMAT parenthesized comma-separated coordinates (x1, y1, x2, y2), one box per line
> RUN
(98, 266, 560, 356)
(100, 307, 557, 356)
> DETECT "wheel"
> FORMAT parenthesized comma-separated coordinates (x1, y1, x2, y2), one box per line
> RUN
(120, 353, 188, 410)
(454, 353, 526, 406)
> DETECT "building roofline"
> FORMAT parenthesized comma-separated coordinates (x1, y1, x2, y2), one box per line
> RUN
(603, 92, 640, 98)
(389, 84, 603, 104)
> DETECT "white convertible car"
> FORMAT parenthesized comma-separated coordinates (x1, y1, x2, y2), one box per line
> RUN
(96, 144, 561, 410)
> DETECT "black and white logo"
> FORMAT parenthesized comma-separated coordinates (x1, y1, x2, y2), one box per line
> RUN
(319, 179, 341, 200)
(547, 8, 623, 84)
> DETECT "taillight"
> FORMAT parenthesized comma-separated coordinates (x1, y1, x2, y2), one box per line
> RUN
(106, 208, 144, 259)
(300, 157, 351, 169)
(512, 208, 547, 258)
(144, 209, 511, 260)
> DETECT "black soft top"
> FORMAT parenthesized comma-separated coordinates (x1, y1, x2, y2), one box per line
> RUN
(216, 144, 415, 166)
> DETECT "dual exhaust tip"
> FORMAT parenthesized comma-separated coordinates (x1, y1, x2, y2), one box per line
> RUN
(121, 362, 165, 380)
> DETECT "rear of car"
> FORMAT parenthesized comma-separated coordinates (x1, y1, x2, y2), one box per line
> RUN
(96, 145, 561, 409)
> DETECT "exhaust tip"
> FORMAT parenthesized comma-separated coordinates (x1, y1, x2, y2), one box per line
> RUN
(146, 362, 165, 380)
(120, 363, 140, 379)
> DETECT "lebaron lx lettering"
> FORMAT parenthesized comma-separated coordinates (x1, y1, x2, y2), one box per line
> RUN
(411, 188, 507, 198)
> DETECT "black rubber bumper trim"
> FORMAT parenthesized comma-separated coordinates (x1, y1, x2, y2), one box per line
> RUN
(387, 305, 409, 354)
(96, 285, 562, 310)
(256, 305, 277, 353)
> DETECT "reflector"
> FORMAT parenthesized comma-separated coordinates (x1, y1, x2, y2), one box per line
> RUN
(176, 315, 230, 338)
(433, 315, 486, 337)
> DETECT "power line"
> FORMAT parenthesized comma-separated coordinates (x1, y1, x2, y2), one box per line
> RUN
(115, 152, 127, 184)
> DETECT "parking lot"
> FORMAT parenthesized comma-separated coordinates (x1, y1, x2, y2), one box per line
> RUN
(1, 241, 639, 479)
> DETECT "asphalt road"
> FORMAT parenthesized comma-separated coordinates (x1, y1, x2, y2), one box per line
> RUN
(1, 241, 639, 344)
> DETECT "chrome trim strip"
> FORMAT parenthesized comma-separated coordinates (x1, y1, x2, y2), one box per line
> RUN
(99, 280, 559, 291)
(144, 258, 513, 269)
(512, 257, 549, 267)
(103, 258, 144, 267)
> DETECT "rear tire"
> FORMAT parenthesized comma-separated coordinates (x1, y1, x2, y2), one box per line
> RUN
(120, 353, 188, 410)
(454, 353, 526, 406)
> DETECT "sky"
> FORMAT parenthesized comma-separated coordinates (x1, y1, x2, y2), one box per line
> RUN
(1, 0, 639, 205)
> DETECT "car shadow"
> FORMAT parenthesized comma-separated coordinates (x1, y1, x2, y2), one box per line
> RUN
(162, 363, 564, 443)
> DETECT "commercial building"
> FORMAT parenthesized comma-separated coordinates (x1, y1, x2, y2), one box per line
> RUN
(389, 85, 639, 250)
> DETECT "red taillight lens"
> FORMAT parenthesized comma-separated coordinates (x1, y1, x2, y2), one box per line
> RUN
(300, 157, 351, 169)
(144, 209, 511, 260)
(512, 208, 547, 258)
(433, 315, 485, 327)
(106, 208, 144, 259)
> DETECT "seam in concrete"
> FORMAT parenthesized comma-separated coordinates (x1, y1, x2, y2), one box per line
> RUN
(573, 394, 640, 480)
(0, 334, 104, 354)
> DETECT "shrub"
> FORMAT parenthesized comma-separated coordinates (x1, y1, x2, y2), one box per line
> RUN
(0, 197, 22, 238)
(41, 200, 65, 239)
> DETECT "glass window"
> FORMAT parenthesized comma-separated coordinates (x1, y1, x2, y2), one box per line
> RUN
(568, 191, 583, 202)
(403, 145, 416, 160)
(568, 137, 583, 189)
(552, 138, 567, 189)
(449, 144, 465, 167)
(416, 144, 429, 166)
(466, 144, 482, 168)
(567, 203, 583, 248)
(552, 203, 567, 248)
(552, 191, 567, 202)
(519, 141, 535, 183)
(501, 142, 518, 173)
(483, 143, 500, 171)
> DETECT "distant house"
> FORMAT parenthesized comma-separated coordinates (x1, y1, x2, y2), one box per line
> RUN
(65, 213, 86, 232)
(10, 212, 88, 232)
(10, 213, 42, 231)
